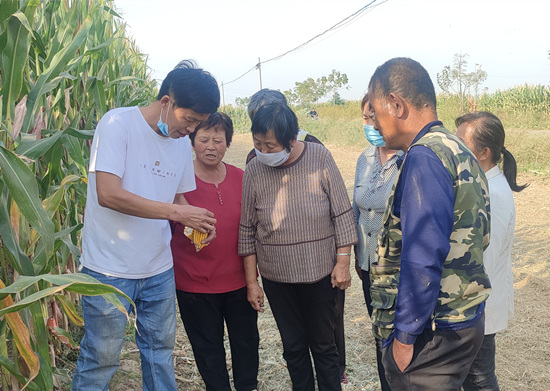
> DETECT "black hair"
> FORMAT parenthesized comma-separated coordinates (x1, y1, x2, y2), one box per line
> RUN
(361, 93, 369, 110)
(251, 103, 299, 151)
(189, 112, 234, 147)
(247, 88, 288, 120)
(455, 111, 528, 192)
(157, 60, 220, 114)
(369, 57, 436, 111)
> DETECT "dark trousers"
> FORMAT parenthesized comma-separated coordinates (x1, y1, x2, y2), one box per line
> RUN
(362, 270, 390, 391)
(382, 315, 485, 391)
(334, 288, 346, 374)
(262, 275, 341, 391)
(462, 333, 500, 391)
(176, 287, 259, 391)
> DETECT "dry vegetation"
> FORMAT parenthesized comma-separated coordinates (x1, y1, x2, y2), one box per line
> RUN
(107, 133, 550, 391)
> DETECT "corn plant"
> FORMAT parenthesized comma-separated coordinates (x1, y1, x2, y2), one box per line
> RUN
(0, 0, 157, 389)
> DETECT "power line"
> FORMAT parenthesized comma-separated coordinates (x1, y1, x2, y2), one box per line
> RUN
(223, 0, 385, 86)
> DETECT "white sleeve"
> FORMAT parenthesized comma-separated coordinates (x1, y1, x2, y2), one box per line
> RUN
(176, 136, 196, 194)
(90, 112, 128, 178)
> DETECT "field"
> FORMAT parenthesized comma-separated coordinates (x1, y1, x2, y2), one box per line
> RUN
(104, 131, 550, 391)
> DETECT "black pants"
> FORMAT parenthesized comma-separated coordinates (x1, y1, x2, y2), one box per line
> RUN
(362, 270, 390, 391)
(462, 333, 500, 391)
(262, 275, 341, 391)
(176, 287, 259, 391)
(382, 315, 485, 391)
(334, 288, 346, 375)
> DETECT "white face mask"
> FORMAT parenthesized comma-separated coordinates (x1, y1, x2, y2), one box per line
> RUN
(255, 147, 292, 167)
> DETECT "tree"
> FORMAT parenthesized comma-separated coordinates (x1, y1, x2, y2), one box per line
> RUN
(320, 70, 349, 105)
(437, 53, 487, 111)
(235, 96, 250, 109)
(289, 70, 349, 106)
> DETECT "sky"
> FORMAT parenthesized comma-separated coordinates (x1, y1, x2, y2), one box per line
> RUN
(115, 0, 550, 105)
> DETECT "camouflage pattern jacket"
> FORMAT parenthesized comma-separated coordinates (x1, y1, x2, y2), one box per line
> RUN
(370, 125, 491, 341)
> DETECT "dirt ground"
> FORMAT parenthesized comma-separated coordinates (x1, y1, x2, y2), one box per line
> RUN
(108, 133, 550, 391)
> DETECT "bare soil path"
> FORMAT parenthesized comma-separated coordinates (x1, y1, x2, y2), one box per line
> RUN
(110, 133, 550, 391)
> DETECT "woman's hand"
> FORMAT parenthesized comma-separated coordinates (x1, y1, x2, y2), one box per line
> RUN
(331, 254, 352, 290)
(247, 281, 265, 312)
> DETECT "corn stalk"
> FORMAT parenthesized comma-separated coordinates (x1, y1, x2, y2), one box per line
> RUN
(0, 0, 157, 389)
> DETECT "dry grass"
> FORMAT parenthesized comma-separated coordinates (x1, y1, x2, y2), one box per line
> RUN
(106, 134, 550, 391)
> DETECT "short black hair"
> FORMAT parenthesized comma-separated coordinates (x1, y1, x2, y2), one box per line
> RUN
(157, 60, 220, 114)
(251, 103, 299, 151)
(189, 112, 234, 148)
(369, 57, 436, 111)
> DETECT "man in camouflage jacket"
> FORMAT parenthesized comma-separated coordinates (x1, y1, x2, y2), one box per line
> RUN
(366, 57, 491, 390)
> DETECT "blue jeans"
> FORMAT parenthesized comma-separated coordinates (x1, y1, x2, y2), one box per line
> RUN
(72, 267, 177, 391)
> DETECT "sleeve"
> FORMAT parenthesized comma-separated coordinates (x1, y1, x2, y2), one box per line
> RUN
(238, 166, 258, 256)
(323, 150, 358, 247)
(352, 154, 363, 224)
(176, 136, 196, 194)
(482, 183, 514, 281)
(91, 113, 128, 178)
(394, 146, 454, 345)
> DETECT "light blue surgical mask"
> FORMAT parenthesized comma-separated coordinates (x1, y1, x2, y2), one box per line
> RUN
(363, 124, 385, 147)
(157, 103, 171, 136)
(255, 147, 291, 167)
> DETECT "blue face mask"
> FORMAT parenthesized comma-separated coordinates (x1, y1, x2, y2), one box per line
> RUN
(363, 124, 385, 147)
(157, 102, 171, 136)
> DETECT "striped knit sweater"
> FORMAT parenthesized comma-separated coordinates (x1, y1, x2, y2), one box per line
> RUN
(238, 142, 358, 283)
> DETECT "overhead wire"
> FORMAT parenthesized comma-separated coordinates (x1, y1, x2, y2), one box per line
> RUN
(222, 0, 385, 86)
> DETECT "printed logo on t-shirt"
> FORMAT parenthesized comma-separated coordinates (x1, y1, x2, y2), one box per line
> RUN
(139, 162, 178, 179)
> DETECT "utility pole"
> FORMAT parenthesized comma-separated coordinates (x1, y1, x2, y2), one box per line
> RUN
(257, 57, 263, 90)
(221, 82, 225, 107)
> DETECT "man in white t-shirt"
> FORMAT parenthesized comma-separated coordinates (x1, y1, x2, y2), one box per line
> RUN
(72, 60, 220, 391)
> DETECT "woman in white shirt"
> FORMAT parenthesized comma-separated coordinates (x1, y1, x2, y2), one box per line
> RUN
(456, 111, 528, 391)
(353, 94, 402, 391)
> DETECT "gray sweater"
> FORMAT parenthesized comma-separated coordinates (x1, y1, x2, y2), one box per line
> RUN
(239, 142, 358, 283)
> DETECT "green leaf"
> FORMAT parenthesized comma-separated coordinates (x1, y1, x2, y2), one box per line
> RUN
(103, 5, 122, 18)
(0, 146, 55, 263)
(54, 293, 84, 326)
(0, 180, 34, 275)
(0, 355, 40, 391)
(84, 36, 118, 55)
(14, 131, 63, 159)
(21, 18, 92, 135)
(104, 76, 143, 88)
(61, 133, 87, 176)
(91, 78, 107, 117)
(1, 11, 32, 122)
(65, 128, 95, 139)
(0, 274, 134, 320)
(42, 174, 81, 218)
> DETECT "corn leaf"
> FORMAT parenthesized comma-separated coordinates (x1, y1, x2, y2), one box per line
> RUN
(0, 146, 54, 263)
(14, 131, 63, 159)
(21, 18, 92, 135)
(0, 11, 32, 122)
(54, 294, 83, 327)
(0, 279, 40, 389)
(0, 180, 34, 275)
(0, 274, 134, 320)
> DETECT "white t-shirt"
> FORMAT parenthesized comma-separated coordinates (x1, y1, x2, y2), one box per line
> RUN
(483, 165, 515, 334)
(80, 107, 195, 278)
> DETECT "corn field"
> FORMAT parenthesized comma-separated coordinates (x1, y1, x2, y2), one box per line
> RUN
(0, 0, 157, 389)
